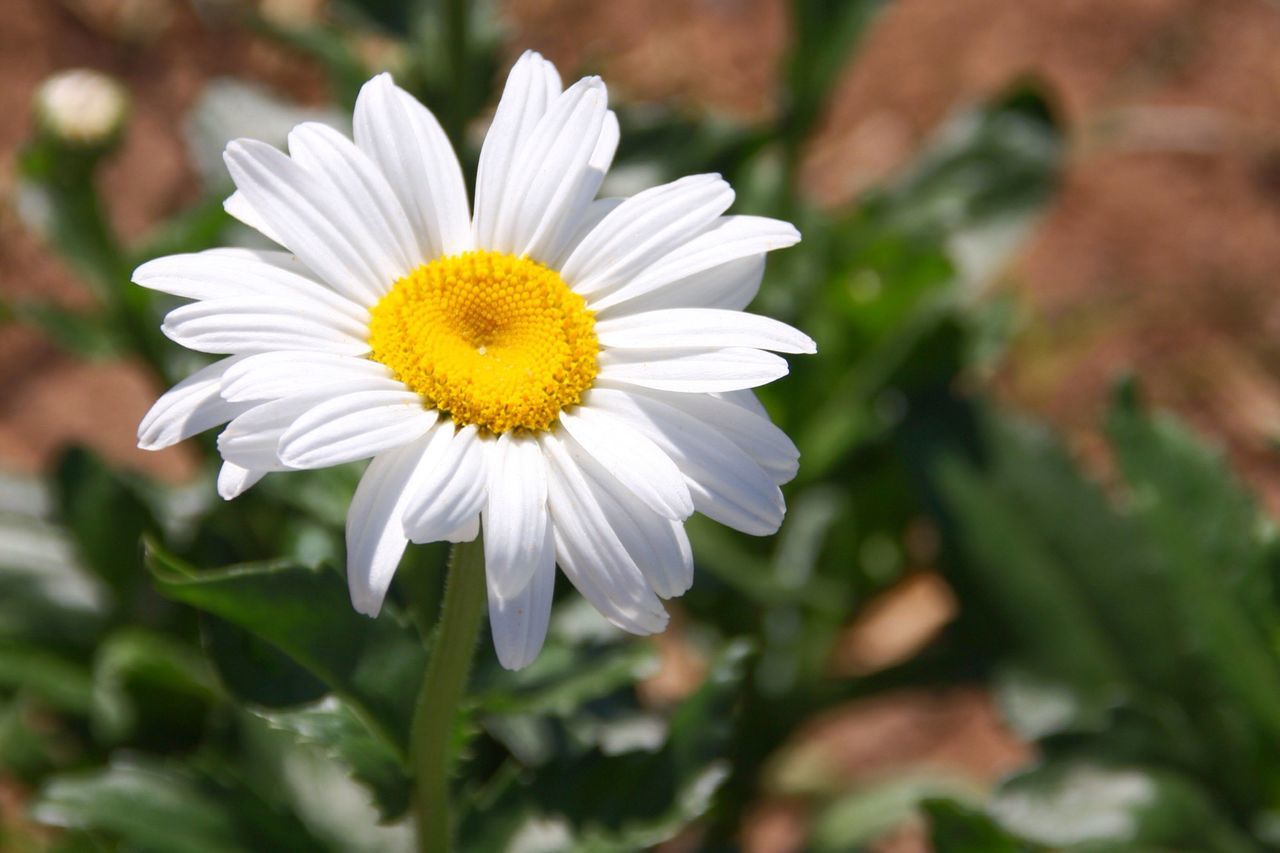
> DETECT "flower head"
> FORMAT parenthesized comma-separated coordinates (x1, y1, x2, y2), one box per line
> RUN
(137, 52, 813, 669)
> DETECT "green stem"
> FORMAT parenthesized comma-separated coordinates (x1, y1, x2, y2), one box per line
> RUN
(442, 0, 470, 149)
(412, 537, 487, 853)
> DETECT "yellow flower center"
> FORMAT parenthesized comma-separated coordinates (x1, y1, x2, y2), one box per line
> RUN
(368, 250, 598, 434)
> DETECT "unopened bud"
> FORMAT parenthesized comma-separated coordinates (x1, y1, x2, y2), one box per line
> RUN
(34, 69, 129, 149)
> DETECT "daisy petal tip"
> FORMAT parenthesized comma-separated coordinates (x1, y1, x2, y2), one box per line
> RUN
(492, 628, 544, 671)
(494, 642, 538, 671)
(349, 591, 384, 619)
(217, 463, 264, 500)
(221, 138, 248, 162)
(347, 566, 390, 619)
(131, 256, 163, 285)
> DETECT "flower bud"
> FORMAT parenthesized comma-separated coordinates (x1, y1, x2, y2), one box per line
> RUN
(33, 69, 129, 150)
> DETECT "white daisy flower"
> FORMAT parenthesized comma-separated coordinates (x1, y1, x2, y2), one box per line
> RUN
(136, 52, 813, 670)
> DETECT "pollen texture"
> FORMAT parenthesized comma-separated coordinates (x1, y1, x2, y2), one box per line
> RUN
(368, 251, 598, 434)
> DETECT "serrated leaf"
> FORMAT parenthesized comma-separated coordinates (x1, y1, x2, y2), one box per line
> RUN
(472, 637, 657, 718)
(463, 640, 752, 852)
(144, 539, 425, 755)
(252, 697, 411, 821)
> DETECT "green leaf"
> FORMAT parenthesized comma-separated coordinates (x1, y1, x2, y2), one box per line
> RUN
(0, 478, 109, 650)
(463, 640, 753, 852)
(934, 439, 1127, 710)
(473, 638, 657, 718)
(924, 799, 1041, 853)
(145, 539, 425, 754)
(54, 448, 158, 603)
(810, 774, 983, 853)
(34, 756, 325, 853)
(0, 695, 81, 779)
(90, 628, 218, 748)
(993, 666, 1110, 741)
(876, 90, 1061, 241)
(990, 761, 1255, 852)
(202, 615, 328, 708)
(252, 697, 411, 820)
(14, 145, 127, 297)
(0, 642, 93, 714)
(786, 0, 888, 147)
(1106, 387, 1280, 739)
(33, 760, 243, 853)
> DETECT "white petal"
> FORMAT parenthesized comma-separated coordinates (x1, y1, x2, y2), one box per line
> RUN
(548, 197, 623, 269)
(597, 347, 788, 393)
(216, 386, 368, 470)
(224, 190, 285, 246)
(443, 514, 480, 544)
(402, 425, 489, 544)
(277, 390, 436, 468)
(138, 355, 252, 450)
(220, 351, 395, 403)
(585, 388, 785, 535)
(490, 76, 608, 256)
(287, 122, 420, 281)
(487, 521, 555, 670)
(541, 432, 668, 634)
(589, 215, 799, 312)
(627, 387, 799, 484)
(354, 73, 472, 259)
(522, 106, 618, 264)
(599, 254, 765, 315)
(134, 249, 368, 322)
(557, 408, 692, 520)
(561, 174, 733, 296)
(224, 138, 390, 305)
(578, 460, 693, 599)
(483, 433, 549, 600)
(346, 439, 431, 616)
(596, 308, 815, 354)
(474, 51, 562, 249)
(217, 462, 265, 499)
(716, 388, 770, 418)
(162, 297, 370, 356)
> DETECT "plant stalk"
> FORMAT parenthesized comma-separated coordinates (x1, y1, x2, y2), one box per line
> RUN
(411, 537, 487, 853)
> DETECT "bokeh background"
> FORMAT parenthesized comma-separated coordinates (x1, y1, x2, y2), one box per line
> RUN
(4, 1, 1280, 850)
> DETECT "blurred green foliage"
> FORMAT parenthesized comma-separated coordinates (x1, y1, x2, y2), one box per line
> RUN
(4, 0, 1280, 850)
